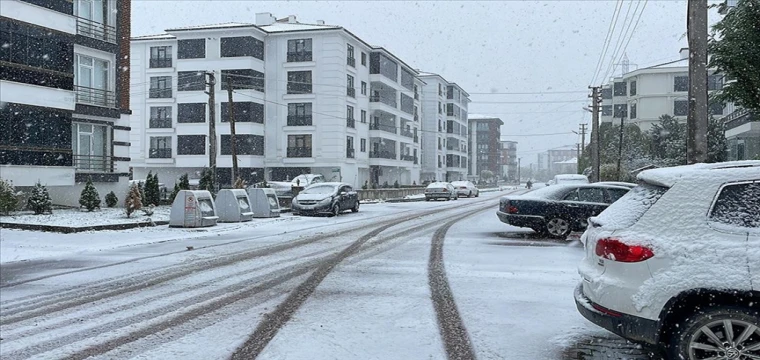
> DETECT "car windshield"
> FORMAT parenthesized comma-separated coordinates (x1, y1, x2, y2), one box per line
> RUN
(300, 185, 336, 194)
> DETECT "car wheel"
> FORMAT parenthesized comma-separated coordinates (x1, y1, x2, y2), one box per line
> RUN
(468, 191, 473, 198)
(667, 306, 760, 360)
(545, 217, 571, 239)
(475, 191, 479, 197)
(351, 200, 360, 213)
(331, 204, 340, 217)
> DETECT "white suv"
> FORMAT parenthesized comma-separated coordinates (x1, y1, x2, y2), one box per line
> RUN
(575, 161, 760, 360)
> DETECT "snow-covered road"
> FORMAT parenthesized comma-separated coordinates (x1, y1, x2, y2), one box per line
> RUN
(0, 190, 656, 360)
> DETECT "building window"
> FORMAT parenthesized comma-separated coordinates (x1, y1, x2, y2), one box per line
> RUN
(287, 39, 312, 62)
(629, 80, 637, 96)
(149, 106, 172, 128)
(438, 102, 442, 114)
(0, 19, 74, 76)
(630, 103, 637, 119)
(709, 102, 725, 116)
(177, 135, 205, 155)
(601, 105, 612, 116)
(72, 123, 108, 171)
(287, 135, 312, 157)
(361, 81, 367, 95)
(613, 104, 628, 118)
(221, 36, 264, 60)
(220, 134, 264, 156)
(74, 54, 113, 107)
(221, 102, 264, 123)
(708, 74, 723, 91)
(221, 69, 264, 93)
(149, 76, 172, 98)
(601, 88, 612, 99)
(177, 71, 205, 91)
(361, 110, 367, 124)
(73, 0, 115, 42)
(400, 94, 414, 114)
(149, 136, 172, 158)
(177, 103, 206, 123)
(674, 99, 689, 116)
(347, 105, 355, 128)
(674, 75, 689, 92)
(346, 136, 355, 158)
(149, 46, 172, 68)
(369, 52, 398, 82)
(177, 39, 205, 59)
(347, 43, 355, 67)
(400, 69, 414, 90)
(613, 82, 626, 96)
(360, 138, 366, 152)
(287, 71, 312, 94)
(361, 52, 367, 66)
(414, 85, 419, 100)
(447, 86, 454, 99)
(287, 103, 312, 126)
(347, 75, 355, 98)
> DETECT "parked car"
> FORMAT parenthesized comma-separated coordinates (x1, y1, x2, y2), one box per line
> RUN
(425, 182, 458, 201)
(270, 174, 326, 197)
(575, 161, 760, 359)
(496, 183, 631, 239)
(451, 180, 479, 198)
(291, 182, 359, 217)
(552, 174, 590, 185)
(597, 181, 637, 189)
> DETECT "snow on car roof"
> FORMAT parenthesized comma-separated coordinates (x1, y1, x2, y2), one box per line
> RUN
(426, 182, 449, 187)
(555, 174, 588, 179)
(638, 160, 760, 187)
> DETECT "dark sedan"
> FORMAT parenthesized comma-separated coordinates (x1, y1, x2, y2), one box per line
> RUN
(291, 182, 360, 217)
(496, 184, 631, 239)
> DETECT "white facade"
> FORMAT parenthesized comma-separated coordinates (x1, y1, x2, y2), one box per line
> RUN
(130, 15, 423, 188)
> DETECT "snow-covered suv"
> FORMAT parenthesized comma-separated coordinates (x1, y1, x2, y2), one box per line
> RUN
(575, 161, 760, 360)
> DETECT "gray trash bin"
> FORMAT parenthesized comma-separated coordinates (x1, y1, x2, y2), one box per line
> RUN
(216, 189, 254, 222)
(169, 190, 219, 227)
(246, 187, 281, 218)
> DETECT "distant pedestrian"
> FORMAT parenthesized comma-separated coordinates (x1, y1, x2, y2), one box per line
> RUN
(526, 180, 533, 189)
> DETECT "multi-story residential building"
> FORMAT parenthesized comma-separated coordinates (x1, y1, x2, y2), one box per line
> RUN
(1, 0, 132, 206)
(600, 48, 727, 132)
(129, 14, 422, 188)
(418, 73, 470, 182)
(499, 140, 518, 182)
(535, 146, 577, 178)
(468, 116, 503, 180)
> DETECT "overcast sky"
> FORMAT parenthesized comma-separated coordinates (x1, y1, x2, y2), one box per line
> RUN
(132, 0, 723, 166)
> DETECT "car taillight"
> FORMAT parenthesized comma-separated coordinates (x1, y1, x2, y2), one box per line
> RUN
(595, 238, 654, 263)
(507, 206, 519, 214)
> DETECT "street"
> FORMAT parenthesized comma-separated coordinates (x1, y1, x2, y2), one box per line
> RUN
(0, 190, 657, 360)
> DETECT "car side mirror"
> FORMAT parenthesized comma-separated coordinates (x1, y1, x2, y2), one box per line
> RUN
(340, 191, 347, 196)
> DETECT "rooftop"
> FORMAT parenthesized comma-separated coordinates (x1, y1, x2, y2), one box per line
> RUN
(259, 22, 340, 33)
(166, 22, 260, 32)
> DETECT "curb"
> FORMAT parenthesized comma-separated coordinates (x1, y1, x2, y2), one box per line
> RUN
(0, 220, 170, 234)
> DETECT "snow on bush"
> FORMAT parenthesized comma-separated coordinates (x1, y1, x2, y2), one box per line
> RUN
(0, 178, 19, 215)
(27, 181, 52, 215)
(79, 177, 101, 211)
(105, 191, 118, 208)
(125, 183, 142, 218)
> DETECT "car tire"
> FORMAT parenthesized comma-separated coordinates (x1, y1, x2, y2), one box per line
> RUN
(351, 201, 359, 213)
(454, 195, 458, 200)
(475, 192, 479, 197)
(331, 204, 340, 217)
(544, 217, 571, 239)
(667, 305, 760, 360)
(468, 191, 473, 198)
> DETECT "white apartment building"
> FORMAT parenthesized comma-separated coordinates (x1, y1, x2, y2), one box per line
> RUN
(601, 48, 727, 132)
(130, 14, 422, 188)
(1, 0, 132, 207)
(418, 73, 470, 182)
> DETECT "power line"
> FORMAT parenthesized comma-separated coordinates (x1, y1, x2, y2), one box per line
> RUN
(468, 99, 589, 104)
(467, 90, 588, 95)
(600, 0, 638, 82)
(590, 0, 624, 85)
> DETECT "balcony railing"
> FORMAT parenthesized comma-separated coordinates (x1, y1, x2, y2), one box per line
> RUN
(370, 123, 397, 134)
(287, 115, 313, 126)
(414, 156, 418, 165)
(401, 130, 414, 139)
(76, 17, 116, 43)
(149, 118, 172, 128)
(347, 87, 356, 98)
(149, 58, 172, 68)
(149, 148, 172, 159)
(347, 118, 356, 128)
(725, 108, 756, 130)
(347, 57, 356, 67)
(73, 154, 115, 172)
(347, 148, 355, 158)
(414, 135, 419, 143)
(369, 95, 397, 108)
(287, 82, 313, 94)
(149, 88, 172, 99)
(287, 147, 312, 158)
(75, 86, 116, 108)
(287, 52, 312, 62)
(369, 150, 396, 160)
(400, 154, 415, 162)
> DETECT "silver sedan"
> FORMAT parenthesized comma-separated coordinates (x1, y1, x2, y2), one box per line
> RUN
(451, 181, 479, 198)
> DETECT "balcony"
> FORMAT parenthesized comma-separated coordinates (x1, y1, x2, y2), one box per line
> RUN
(149, 58, 172, 68)
(347, 87, 356, 98)
(347, 57, 356, 67)
(149, 88, 172, 99)
(287, 52, 312, 62)
(149, 118, 172, 129)
(287, 82, 312, 94)
(401, 129, 414, 139)
(370, 95, 397, 108)
(414, 114, 419, 122)
(370, 123, 397, 134)
(347, 118, 356, 128)
(287, 147, 312, 158)
(400, 154, 415, 162)
(725, 108, 756, 131)
(347, 148, 355, 159)
(149, 148, 172, 159)
(76, 17, 116, 43)
(75, 86, 116, 108)
(414, 156, 418, 165)
(287, 115, 313, 126)
(73, 154, 116, 172)
(370, 150, 396, 160)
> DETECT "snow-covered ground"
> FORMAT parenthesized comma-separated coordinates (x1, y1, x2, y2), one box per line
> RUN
(0, 206, 171, 226)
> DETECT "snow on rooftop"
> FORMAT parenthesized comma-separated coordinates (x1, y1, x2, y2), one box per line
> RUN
(260, 22, 340, 33)
(166, 22, 257, 31)
(132, 34, 176, 40)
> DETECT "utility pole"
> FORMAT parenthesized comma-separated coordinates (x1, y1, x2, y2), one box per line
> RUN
(617, 116, 625, 181)
(576, 143, 582, 174)
(227, 83, 239, 185)
(517, 157, 521, 184)
(574, 123, 587, 174)
(205, 72, 217, 188)
(687, 0, 709, 164)
(589, 87, 601, 182)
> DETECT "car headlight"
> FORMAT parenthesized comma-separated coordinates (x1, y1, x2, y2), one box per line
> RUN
(292, 198, 299, 205)
(319, 197, 332, 205)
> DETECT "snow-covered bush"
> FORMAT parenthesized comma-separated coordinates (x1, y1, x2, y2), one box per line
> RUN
(169, 173, 190, 203)
(144, 172, 161, 207)
(125, 183, 142, 218)
(79, 177, 101, 211)
(0, 178, 19, 215)
(233, 177, 246, 189)
(105, 191, 118, 208)
(142, 203, 155, 216)
(27, 181, 52, 215)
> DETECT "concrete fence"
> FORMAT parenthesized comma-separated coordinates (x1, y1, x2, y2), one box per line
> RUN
(357, 187, 426, 200)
